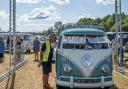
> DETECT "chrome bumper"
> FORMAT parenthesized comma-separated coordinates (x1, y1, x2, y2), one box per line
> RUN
(56, 76, 114, 88)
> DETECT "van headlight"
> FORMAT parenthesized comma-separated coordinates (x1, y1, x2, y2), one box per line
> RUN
(63, 64, 72, 73)
(102, 64, 110, 73)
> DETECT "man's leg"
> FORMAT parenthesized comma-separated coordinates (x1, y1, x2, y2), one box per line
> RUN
(37, 51, 39, 60)
(43, 74, 51, 89)
(43, 74, 46, 89)
(45, 64, 52, 88)
(43, 74, 46, 84)
(36, 52, 39, 62)
(33, 52, 37, 62)
(46, 74, 49, 84)
(34, 52, 36, 60)
(35, 52, 39, 62)
(45, 74, 50, 89)
(43, 64, 49, 89)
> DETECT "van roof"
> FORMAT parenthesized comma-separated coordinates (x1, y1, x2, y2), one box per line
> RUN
(61, 28, 105, 35)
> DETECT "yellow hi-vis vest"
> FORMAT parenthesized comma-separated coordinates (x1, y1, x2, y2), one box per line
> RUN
(42, 40, 51, 62)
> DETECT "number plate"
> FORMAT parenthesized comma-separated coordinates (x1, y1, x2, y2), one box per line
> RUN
(75, 79, 98, 83)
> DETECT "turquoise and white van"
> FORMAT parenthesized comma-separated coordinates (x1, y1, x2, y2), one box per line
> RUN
(56, 28, 113, 89)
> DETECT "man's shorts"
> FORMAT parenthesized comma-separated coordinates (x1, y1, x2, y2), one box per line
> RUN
(42, 62, 52, 75)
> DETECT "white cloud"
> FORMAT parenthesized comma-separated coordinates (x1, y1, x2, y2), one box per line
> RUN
(78, 13, 94, 19)
(17, 5, 61, 32)
(49, 0, 70, 5)
(80, 0, 115, 5)
(28, 5, 56, 19)
(16, 0, 42, 4)
(0, 10, 9, 31)
(96, 0, 115, 5)
(0, 10, 8, 19)
(0, 5, 61, 32)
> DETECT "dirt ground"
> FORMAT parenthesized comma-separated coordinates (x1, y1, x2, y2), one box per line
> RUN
(0, 54, 10, 75)
(0, 53, 128, 89)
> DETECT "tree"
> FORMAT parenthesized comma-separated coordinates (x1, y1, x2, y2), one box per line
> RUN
(77, 18, 95, 24)
(77, 12, 128, 32)
(42, 27, 54, 36)
(95, 18, 102, 24)
(54, 21, 62, 35)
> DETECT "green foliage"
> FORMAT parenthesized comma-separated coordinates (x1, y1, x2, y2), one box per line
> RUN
(43, 13, 128, 36)
(42, 27, 54, 36)
(122, 23, 128, 32)
(54, 21, 63, 35)
(78, 18, 96, 24)
(77, 13, 128, 32)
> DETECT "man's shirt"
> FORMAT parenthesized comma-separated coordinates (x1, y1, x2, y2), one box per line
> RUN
(41, 42, 53, 63)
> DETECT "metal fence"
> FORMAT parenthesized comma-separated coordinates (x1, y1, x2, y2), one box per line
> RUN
(0, 44, 27, 85)
(0, 59, 27, 85)
(15, 44, 24, 64)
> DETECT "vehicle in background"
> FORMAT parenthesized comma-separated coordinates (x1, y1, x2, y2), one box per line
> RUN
(106, 32, 128, 52)
(0, 32, 33, 52)
(56, 28, 113, 89)
(23, 34, 33, 52)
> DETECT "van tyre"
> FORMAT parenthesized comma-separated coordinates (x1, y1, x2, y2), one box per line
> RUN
(56, 85, 63, 89)
(104, 87, 110, 89)
(26, 50, 31, 53)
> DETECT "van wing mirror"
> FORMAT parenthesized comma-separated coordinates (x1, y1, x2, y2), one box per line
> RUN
(57, 49, 63, 54)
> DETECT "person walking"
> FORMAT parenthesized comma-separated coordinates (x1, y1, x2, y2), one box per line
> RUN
(0, 37, 5, 62)
(15, 36, 23, 63)
(33, 36, 40, 62)
(38, 33, 56, 89)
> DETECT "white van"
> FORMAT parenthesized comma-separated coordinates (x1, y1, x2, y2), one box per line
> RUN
(22, 34, 33, 52)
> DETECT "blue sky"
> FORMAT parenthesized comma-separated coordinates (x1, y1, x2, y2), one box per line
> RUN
(0, 0, 128, 32)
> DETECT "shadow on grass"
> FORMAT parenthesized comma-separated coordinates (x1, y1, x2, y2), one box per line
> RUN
(5, 50, 34, 54)
(24, 51, 34, 54)
(0, 58, 4, 64)
(124, 56, 128, 58)
(110, 85, 118, 89)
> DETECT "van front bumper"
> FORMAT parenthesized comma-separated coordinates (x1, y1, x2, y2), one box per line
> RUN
(56, 76, 114, 88)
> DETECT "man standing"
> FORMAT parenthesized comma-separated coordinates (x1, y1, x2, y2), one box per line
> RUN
(15, 36, 22, 63)
(38, 33, 56, 89)
(33, 37, 40, 62)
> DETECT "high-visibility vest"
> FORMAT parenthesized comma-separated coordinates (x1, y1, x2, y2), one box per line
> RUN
(42, 40, 51, 62)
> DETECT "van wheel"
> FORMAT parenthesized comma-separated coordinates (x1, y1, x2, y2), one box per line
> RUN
(56, 85, 63, 89)
(26, 50, 31, 53)
(104, 87, 110, 89)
